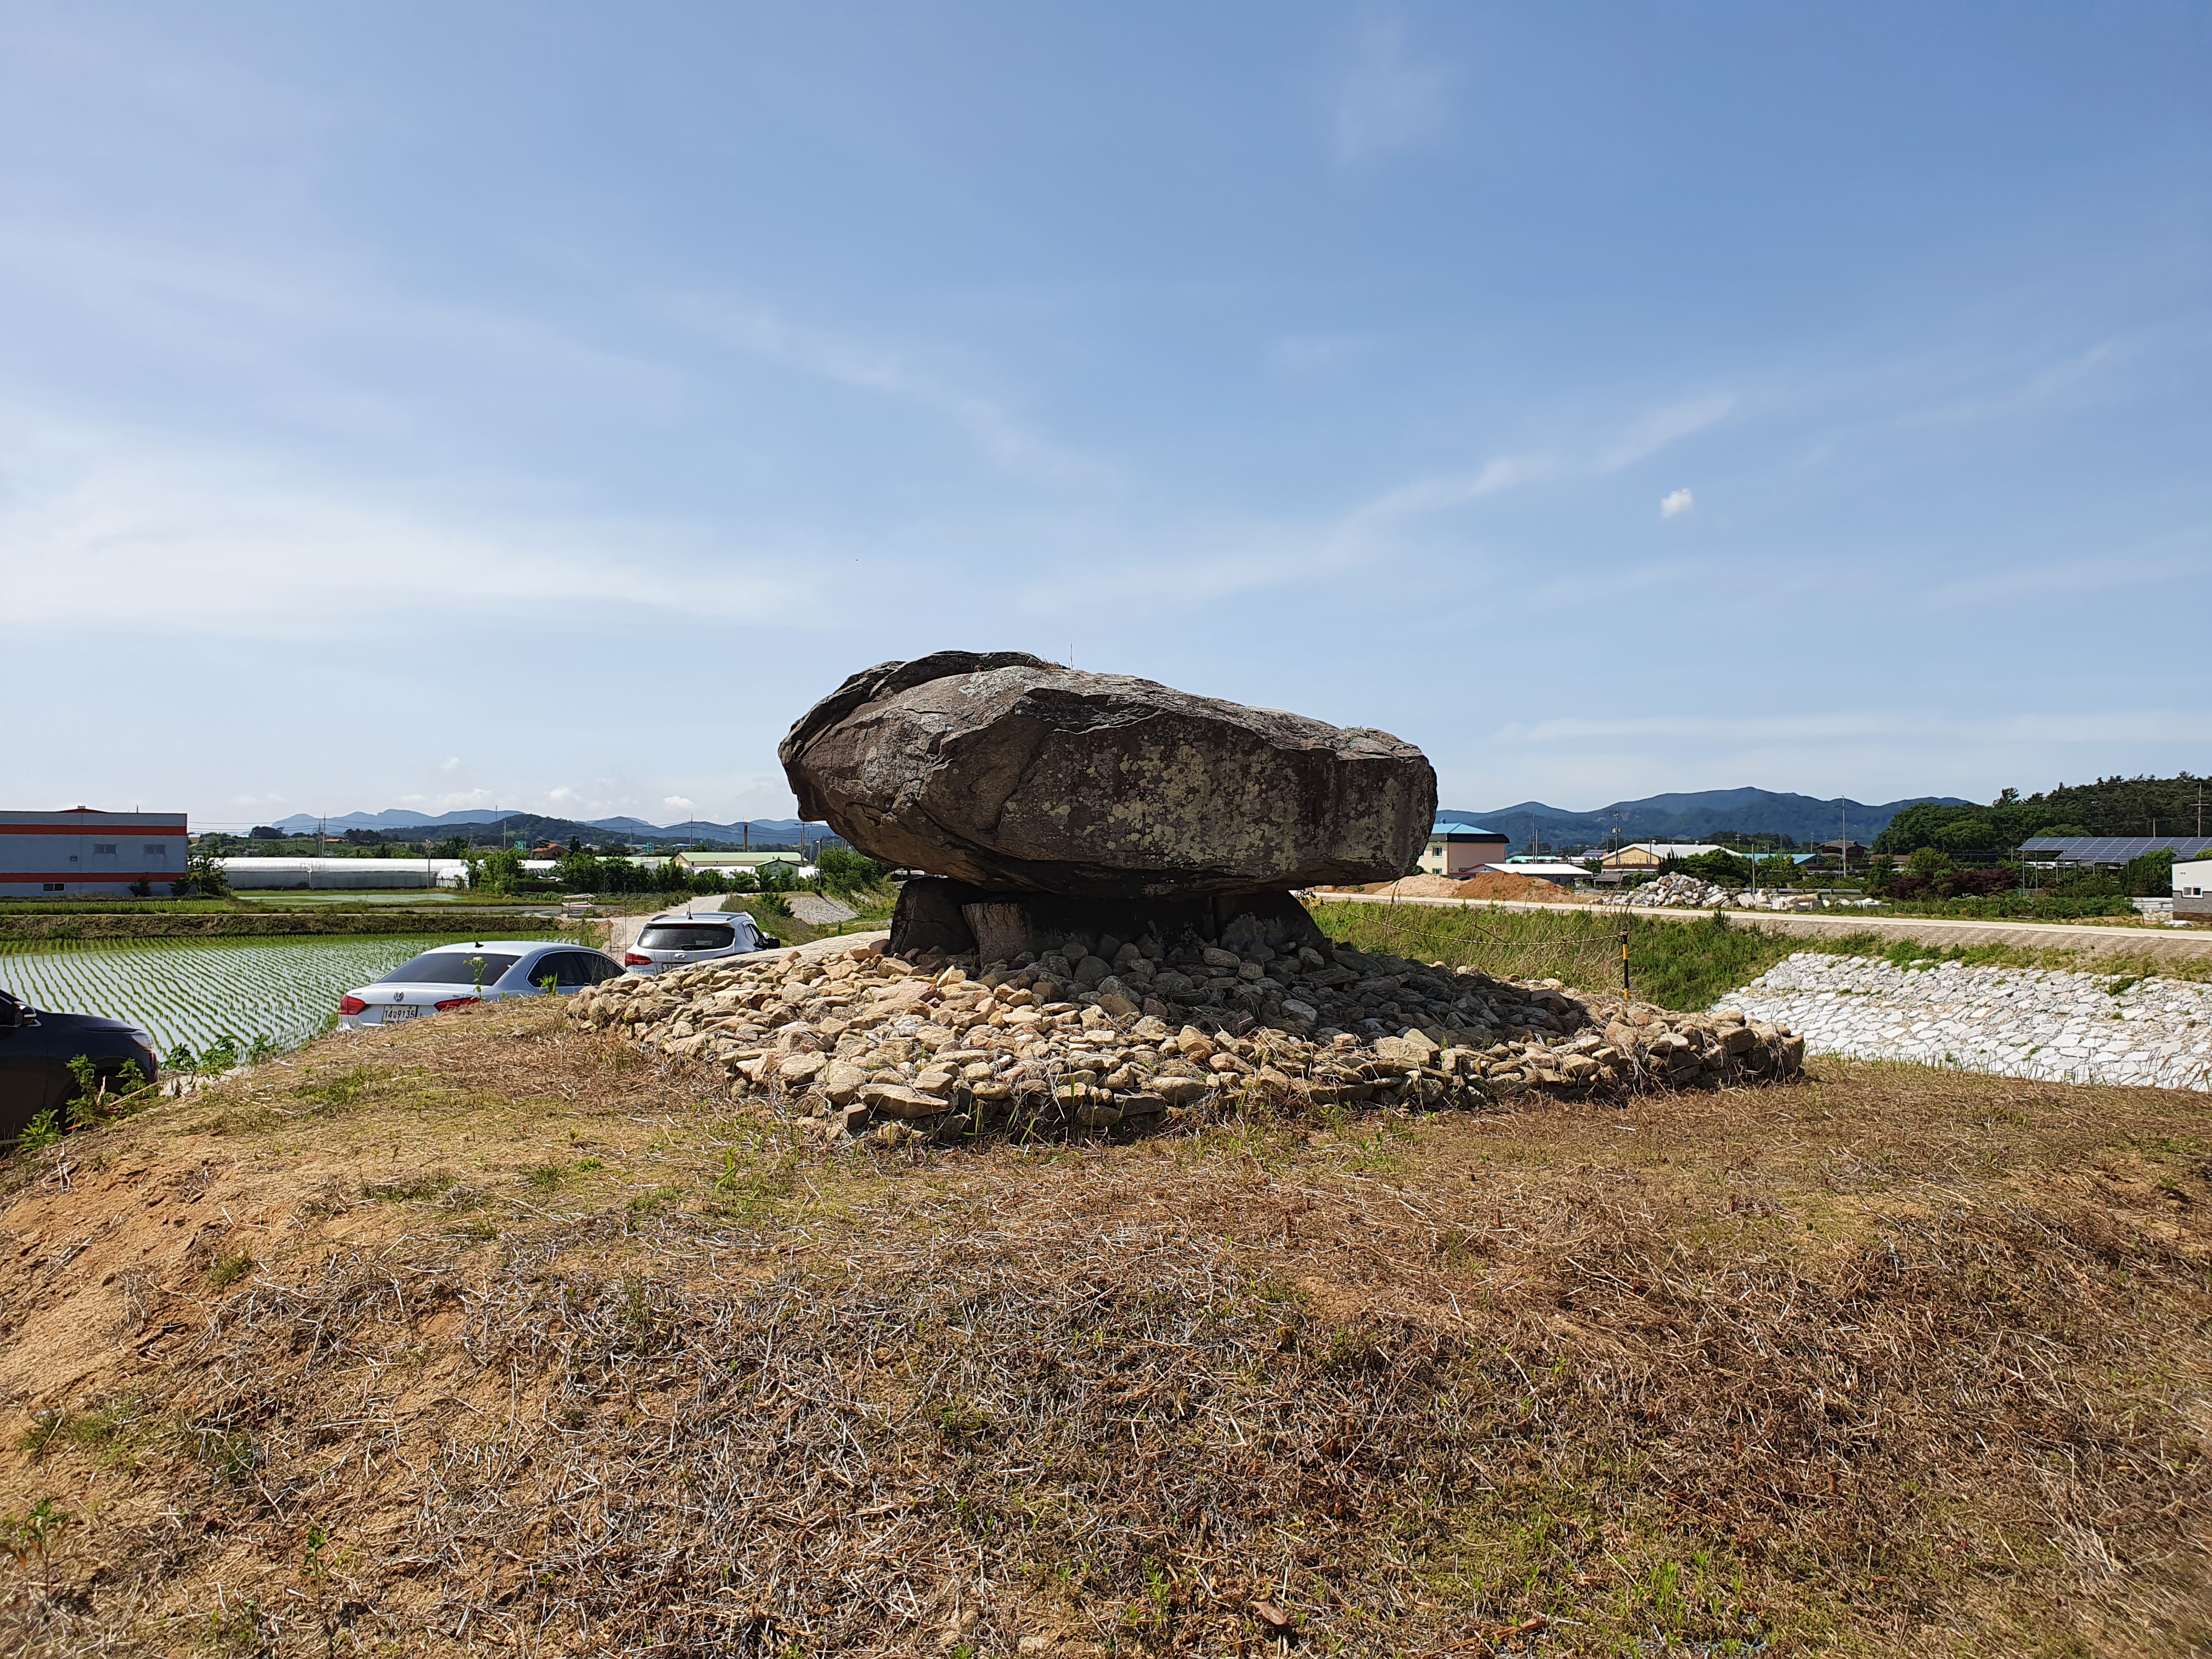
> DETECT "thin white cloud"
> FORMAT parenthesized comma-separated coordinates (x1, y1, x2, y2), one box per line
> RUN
(1352, 455, 1558, 524)
(1013, 451, 1553, 614)
(662, 795, 697, 815)
(1332, 21, 1451, 165)
(1660, 487, 1695, 518)
(1601, 396, 1735, 472)
(665, 295, 1110, 486)
(1925, 546, 2209, 608)
(439, 757, 461, 772)
(1493, 710, 2212, 747)
(0, 416, 817, 637)
(0, 221, 684, 436)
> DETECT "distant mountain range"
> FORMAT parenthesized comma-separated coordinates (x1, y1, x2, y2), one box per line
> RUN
(1441, 787, 1973, 853)
(262, 787, 1971, 857)
(266, 809, 810, 846)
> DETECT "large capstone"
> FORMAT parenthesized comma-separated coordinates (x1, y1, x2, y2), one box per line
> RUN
(780, 652, 1435, 899)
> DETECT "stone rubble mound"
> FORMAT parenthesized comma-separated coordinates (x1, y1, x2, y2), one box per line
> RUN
(568, 932, 1804, 1146)
(1730, 890, 1820, 912)
(1725, 952, 2212, 1091)
(1599, 875, 1823, 911)
(1599, 873, 1732, 909)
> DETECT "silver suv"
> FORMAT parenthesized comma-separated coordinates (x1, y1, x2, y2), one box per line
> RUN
(622, 909, 778, 975)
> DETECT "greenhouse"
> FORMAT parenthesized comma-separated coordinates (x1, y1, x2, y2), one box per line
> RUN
(215, 856, 469, 890)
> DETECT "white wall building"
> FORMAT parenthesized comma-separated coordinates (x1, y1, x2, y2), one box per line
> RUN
(2176, 860, 2211, 921)
(1, 808, 189, 896)
(217, 857, 469, 890)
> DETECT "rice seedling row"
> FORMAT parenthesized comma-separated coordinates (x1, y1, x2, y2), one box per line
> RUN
(0, 935, 501, 1057)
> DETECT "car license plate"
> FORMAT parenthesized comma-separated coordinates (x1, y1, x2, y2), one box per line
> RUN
(383, 1005, 420, 1023)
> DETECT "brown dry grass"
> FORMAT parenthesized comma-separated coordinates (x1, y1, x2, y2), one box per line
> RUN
(1, 1003, 2208, 1657)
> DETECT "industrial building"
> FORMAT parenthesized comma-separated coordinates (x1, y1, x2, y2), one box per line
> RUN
(671, 850, 806, 879)
(1596, 842, 1724, 870)
(0, 808, 190, 896)
(216, 857, 468, 890)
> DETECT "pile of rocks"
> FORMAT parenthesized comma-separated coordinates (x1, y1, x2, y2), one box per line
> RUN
(567, 933, 1805, 1146)
(1599, 873, 1734, 909)
(1724, 890, 1820, 912)
(1600, 877, 1829, 912)
(1724, 952, 2212, 1091)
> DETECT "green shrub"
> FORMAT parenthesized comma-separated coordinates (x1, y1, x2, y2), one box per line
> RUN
(2121, 848, 2177, 898)
(9, 1109, 61, 1155)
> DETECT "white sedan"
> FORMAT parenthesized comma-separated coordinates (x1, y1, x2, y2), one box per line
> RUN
(337, 940, 625, 1028)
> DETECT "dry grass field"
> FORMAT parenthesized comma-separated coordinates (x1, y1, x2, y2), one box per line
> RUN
(2, 1002, 2208, 1657)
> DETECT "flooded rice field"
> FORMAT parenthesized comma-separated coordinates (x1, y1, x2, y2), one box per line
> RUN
(0, 935, 492, 1059)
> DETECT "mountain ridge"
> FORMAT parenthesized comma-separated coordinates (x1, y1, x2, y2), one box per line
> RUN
(1440, 788, 1973, 852)
(265, 809, 808, 844)
(259, 787, 1972, 856)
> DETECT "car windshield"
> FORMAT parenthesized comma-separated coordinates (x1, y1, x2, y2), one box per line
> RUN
(379, 952, 522, 985)
(639, 925, 735, 951)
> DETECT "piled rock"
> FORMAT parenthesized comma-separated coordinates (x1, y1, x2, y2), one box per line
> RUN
(1726, 952, 2212, 1091)
(1599, 876, 1824, 912)
(566, 932, 1804, 1146)
(1599, 873, 1732, 909)
(1725, 890, 1819, 912)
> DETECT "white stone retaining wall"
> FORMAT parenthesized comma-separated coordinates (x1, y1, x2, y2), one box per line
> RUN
(1720, 953, 2212, 1092)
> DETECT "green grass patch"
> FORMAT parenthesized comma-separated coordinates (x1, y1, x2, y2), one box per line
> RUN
(17, 1396, 169, 1470)
(1310, 901, 1799, 1010)
(1311, 900, 2212, 1008)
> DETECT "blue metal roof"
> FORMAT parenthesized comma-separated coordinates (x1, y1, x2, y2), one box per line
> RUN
(1430, 820, 1505, 838)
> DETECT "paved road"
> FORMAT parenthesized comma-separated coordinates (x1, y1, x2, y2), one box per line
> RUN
(1307, 891, 2212, 963)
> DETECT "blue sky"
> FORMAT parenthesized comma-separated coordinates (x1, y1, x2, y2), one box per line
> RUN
(4, 4, 2207, 830)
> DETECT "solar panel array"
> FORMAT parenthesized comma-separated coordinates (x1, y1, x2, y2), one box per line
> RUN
(2018, 836, 2212, 861)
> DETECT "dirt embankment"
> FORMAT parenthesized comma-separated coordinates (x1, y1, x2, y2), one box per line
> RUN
(2, 1008, 2209, 1657)
(1340, 871, 1578, 902)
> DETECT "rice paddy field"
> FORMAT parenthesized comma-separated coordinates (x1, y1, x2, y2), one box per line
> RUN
(0, 935, 506, 1058)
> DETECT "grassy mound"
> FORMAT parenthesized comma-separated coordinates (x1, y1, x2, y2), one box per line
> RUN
(1, 1006, 2207, 1655)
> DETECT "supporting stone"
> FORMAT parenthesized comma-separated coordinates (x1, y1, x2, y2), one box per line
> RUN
(885, 876, 1326, 962)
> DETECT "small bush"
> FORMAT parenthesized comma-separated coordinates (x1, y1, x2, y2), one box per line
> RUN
(9, 1109, 61, 1155)
(204, 1250, 255, 1289)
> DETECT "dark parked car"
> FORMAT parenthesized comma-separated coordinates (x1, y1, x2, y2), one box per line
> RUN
(0, 988, 160, 1149)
